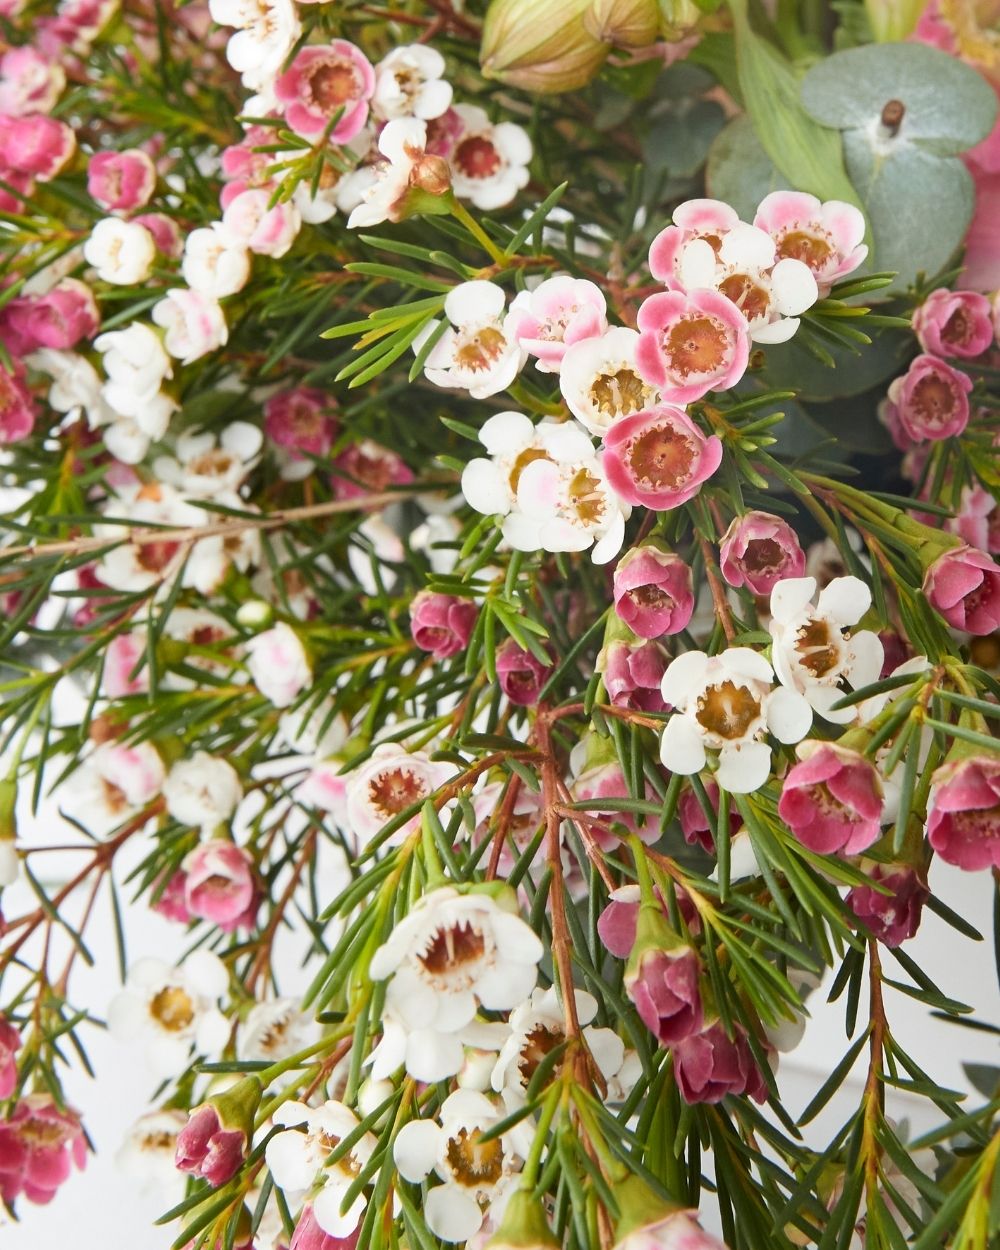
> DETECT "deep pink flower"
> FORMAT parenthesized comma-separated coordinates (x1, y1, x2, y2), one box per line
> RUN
(0, 365, 36, 444)
(612, 546, 694, 639)
(291, 1206, 360, 1250)
(602, 405, 723, 510)
(636, 289, 749, 404)
(175, 1104, 245, 1187)
(924, 544, 1000, 635)
(0, 48, 64, 117)
(719, 511, 806, 596)
(331, 440, 414, 501)
(265, 387, 338, 463)
(495, 639, 552, 706)
(133, 211, 183, 258)
(572, 759, 658, 847)
(627, 945, 703, 1046)
(182, 841, 258, 932)
(926, 756, 1000, 871)
(847, 863, 929, 947)
(602, 638, 668, 712)
(87, 148, 156, 210)
(0, 167, 33, 213)
(885, 354, 973, 442)
(151, 867, 191, 924)
(0, 114, 75, 178)
(0, 280, 98, 353)
(597, 885, 701, 957)
(0, 1095, 87, 1204)
(778, 742, 883, 856)
(274, 42, 376, 143)
(409, 591, 478, 660)
(0, 1016, 21, 1100)
(677, 779, 740, 854)
(913, 288, 994, 359)
(672, 1020, 768, 1104)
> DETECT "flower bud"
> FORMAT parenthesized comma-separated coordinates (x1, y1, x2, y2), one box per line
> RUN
(410, 590, 478, 660)
(486, 1188, 560, 1249)
(847, 862, 929, 947)
(923, 544, 1000, 635)
(625, 902, 703, 1045)
(926, 753, 1000, 872)
(480, 0, 609, 94)
(0, 1015, 21, 1099)
(496, 639, 553, 706)
(777, 741, 883, 857)
(175, 1076, 261, 1187)
(613, 1176, 728, 1250)
(585, 0, 658, 48)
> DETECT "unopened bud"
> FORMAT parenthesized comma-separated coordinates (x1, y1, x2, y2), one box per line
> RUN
(585, 0, 658, 48)
(481, 0, 609, 94)
(236, 599, 273, 630)
(657, 0, 702, 38)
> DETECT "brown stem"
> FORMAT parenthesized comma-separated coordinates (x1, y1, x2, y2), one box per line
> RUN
(699, 533, 736, 643)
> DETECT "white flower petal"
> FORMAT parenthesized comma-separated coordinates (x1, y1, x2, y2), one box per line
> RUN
(765, 686, 813, 743)
(751, 317, 800, 344)
(716, 740, 772, 793)
(816, 575, 871, 626)
(770, 577, 817, 624)
(720, 222, 776, 270)
(313, 1180, 365, 1237)
(719, 647, 773, 684)
(405, 1029, 465, 1082)
(660, 650, 710, 706)
(425, 1185, 484, 1243)
(659, 715, 707, 775)
(393, 1119, 441, 1182)
(461, 459, 510, 516)
(770, 258, 818, 316)
(480, 410, 533, 455)
(183, 949, 229, 998)
(107, 991, 145, 1041)
(445, 280, 506, 326)
(678, 238, 717, 290)
(846, 630, 884, 690)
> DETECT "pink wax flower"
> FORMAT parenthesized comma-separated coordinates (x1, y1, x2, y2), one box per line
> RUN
(648, 198, 741, 289)
(87, 148, 156, 211)
(2, 280, 99, 353)
(923, 544, 1000, 635)
(572, 759, 658, 846)
(0, 167, 33, 213)
(424, 106, 464, 159)
(274, 42, 376, 143)
(0, 1015, 21, 1099)
(912, 288, 994, 359)
(885, 354, 973, 442)
(847, 862, 929, 947)
(506, 275, 608, 373)
(133, 211, 184, 258)
(102, 632, 149, 697)
(265, 387, 338, 462)
(672, 1019, 768, 1105)
(946, 484, 1000, 555)
(219, 125, 278, 207)
(0, 48, 65, 116)
(602, 405, 723, 510)
(0, 114, 75, 179)
(777, 741, 883, 856)
(0, 364, 36, 445)
(598, 885, 701, 957)
(677, 779, 741, 854)
(496, 639, 552, 706)
(926, 756, 1000, 871)
(181, 840, 258, 932)
(627, 944, 703, 1046)
(752, 190, 868, 295)
(151, 867, 191, 924)
(612, 545, 693, 639)
(719, 510, 806, 596)
(409, 591, 478, 660)
(291, 1206, 360, 1250)
(614, 1207, 729, 1250)
(0, 1095, 87, 1204)
(175, 1105, 245, 1187)
(331, 439, 414, 500)
(636, 289, 750, 404)
(601, 638, 668, 713)
(222, 188, 300, 258)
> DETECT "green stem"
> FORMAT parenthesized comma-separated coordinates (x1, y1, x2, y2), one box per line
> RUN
(450, 198, 505, 265)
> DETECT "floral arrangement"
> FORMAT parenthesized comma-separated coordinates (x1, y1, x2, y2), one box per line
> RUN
(0, 0, 999, 1247)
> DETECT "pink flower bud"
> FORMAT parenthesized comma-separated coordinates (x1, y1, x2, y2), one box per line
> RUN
(926, 756, 1000, 871)
(885, 354, 973, 442)
(0, 1095, 87, 1205)
(672, 1020, 768, 1105)
(677, 779, 740, 854)
(627, 944, 703, 1045)
(601, 638, 667, 712)
(636, 289, 750, 404)
(0, 114, 75, 179)
(182, 840, 258, 932)
(612, 546, 694, 639)
(572, 759, 658, 846)
(847, 863, 929, 947)
(0, 364, 35, 445)
(602, 405, 723, 510)
(175, 1105, 245, 1187)
(331, 439, 414, 501)
(291, 1206, 360, 1250)
(7, 279, 99, 352)
(496, 639, 552, 706)
(409, 591, 478, 660)
(87, 148, 156, 211)
(912, 288, 993, 359)
(102, 632, 149, 698)
(265, 387, 338, 462)
(615, 1206, 729, 1250)
(598, 884, 701, 957)
(151, 867, 191, 924)
(924, 544, 1000, 635)
(719, 511, 805, 596)
(133, 211, 183, 258)
(777, 741, 883, 856)
(0, 1015, 21, 1100)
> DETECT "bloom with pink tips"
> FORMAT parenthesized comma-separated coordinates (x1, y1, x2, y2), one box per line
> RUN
(912, 288, 994, 359)
(719, 510, 806, 596)
(636, 289, 750, 404)
(274, 41, 376, 143)
(410, 591, 478, 660)
(506, 275, 608, 373)
(0, 114, 75, 179)
(0, 1095, 86, 1205)
(133, 212, 183, 258)
(0, 47, 65, 116)
(777, 740, 883, 856)
(602, 404, 723, 510)
(0, 1016, 21, 1100)
(612, 545, 694, 639)
(182, 840, 258, 932)
(222, 188, 300, 258)
(102, 632, 149, 698)
(87, 148, 156, 211)
(648, 198, 741, 289)
(246, 622, 312, 707)
(885, 354, 973, 442)
(152, 290, 228, 364)
(926, 756, 1000, 872)
(923, 544, 1000, 635)
(753, 190, 867, 294)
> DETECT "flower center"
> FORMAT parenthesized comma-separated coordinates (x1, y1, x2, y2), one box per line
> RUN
(695, 680, 761, 740)
(455, 326, 508, 373)
(627, 425, 696, 491)
(308, 60, 361, 111)
(794, 618, 843, 679)
(19, 1116, 72, 1149)
(567, 467, 605, 526)
(625, 583, 671, 611)
(418, 920, 487, 983)
(911, 375, 957, 427)
(744, 537, 783, 575)
(445, 1127, 504, 1187)
(948, 802, 1000, 841)
(367, 766, 427, 817)
(942, 306, 972, 348)
(100, 777, 129, 814)
(453, 135, 501, 180)
(136, 538, 181, 576)
(149, 985, 195, 1033)
(663, 315, 729, 379)
(589, 366, 651, 420)
(806, 782, 857, 821)
(517, 1022, 563, 1084)
(777, 229, 832, 270)
(189, 450, 237, 479)
(718, 274, 770, 323)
